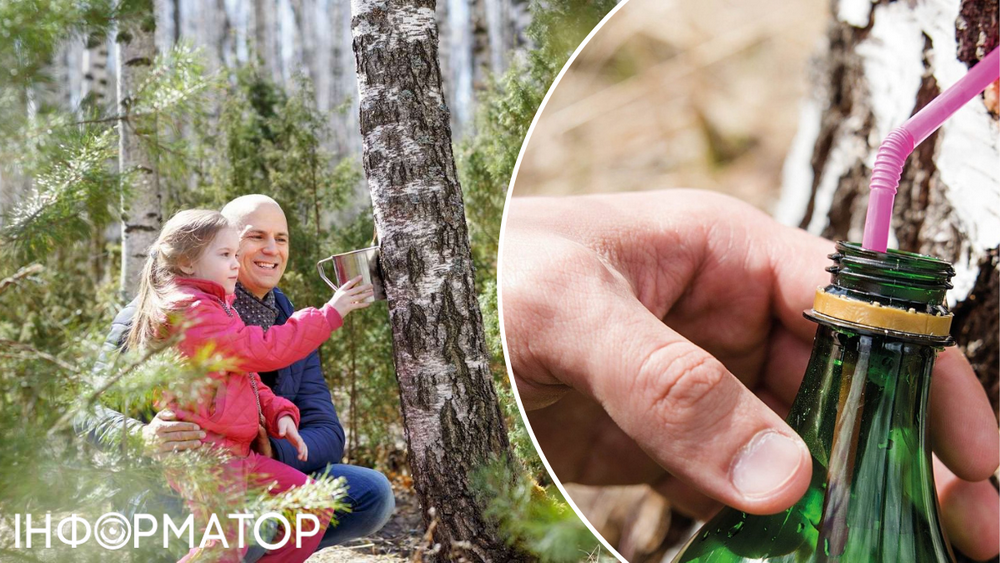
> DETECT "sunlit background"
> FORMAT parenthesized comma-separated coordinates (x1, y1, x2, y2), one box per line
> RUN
(514, 0, 827, 215)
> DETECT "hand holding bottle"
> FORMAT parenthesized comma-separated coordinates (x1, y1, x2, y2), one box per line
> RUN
(328, 275, 375, 318)
(501, 190, 999, 560)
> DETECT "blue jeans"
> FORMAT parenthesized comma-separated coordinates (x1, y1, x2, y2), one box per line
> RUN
(242, 463, 395, 562)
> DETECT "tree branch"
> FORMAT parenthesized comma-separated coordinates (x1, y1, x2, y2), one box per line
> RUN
(0, 264, 43, 296)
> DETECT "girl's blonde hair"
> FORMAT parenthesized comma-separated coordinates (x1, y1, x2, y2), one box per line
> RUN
(125, 209, 233, 351)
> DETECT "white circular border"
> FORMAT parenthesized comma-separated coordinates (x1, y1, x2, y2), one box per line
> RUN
(496, 1, 636, 561)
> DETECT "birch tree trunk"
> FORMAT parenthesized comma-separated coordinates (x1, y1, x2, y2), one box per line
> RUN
(117, 1, 162, 299)
(81, 34, 111, 108)
(351, 1, 529, 560)
(778, 0, 999, 422)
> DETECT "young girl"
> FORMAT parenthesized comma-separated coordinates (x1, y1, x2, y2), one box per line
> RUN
(127, 209, 373, 563)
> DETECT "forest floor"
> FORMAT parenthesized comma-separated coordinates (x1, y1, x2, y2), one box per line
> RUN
(309, 476, 424, 563)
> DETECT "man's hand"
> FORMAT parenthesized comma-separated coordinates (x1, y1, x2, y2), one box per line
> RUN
(141, 409, 205, 458)
(277, 416, 307, 462)
(501, 190, 999, 559)
(251, 425, 275, 459)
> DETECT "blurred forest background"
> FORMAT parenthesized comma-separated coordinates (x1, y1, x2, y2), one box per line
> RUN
(514, 0, 827, 210)
(512, 0, 998, 561)
(0, 0, 620, 561)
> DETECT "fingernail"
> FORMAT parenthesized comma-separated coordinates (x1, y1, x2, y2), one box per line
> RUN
(732, 430, 806, 499)
(199, 432, 206, 438)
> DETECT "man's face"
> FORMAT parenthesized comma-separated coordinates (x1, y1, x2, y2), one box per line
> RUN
(236, 203, 289, 298)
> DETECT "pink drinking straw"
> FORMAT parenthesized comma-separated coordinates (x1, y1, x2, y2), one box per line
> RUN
(862, 47, 1000, 252)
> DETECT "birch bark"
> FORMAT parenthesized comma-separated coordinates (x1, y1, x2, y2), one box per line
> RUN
(778, 0, 999, 419)
(351, 0, 529, 559)
(117, 1, 161, 299)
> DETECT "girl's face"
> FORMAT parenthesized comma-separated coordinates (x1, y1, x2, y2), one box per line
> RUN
(182, 227, 241, 295)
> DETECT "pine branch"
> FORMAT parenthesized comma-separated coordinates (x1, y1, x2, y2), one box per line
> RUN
(0, 339, 76, 372)
(47, 332, 181, 435)
(0, 264, 43, 295)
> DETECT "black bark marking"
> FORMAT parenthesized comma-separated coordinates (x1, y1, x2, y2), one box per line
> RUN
(800, 21, 876, 230)
(124, 57, 154, 67)
(123, 224, 159, 233)
(956, 0, 999, 67)
(407, 247, 424, 285)
(440, 283, 470, 383)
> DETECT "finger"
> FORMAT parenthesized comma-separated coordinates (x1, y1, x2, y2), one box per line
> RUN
(159, 430, 206, 443)
(603, 319, 812, 515)
(158, 440, 202, 453)
(526, 390, 664, 485)
(933, 455, 1000, 560)
(157, 422, 202, 435)
(157, 409, 178, 421)
(929, 348, 999, 481)
(340, 276, 362, 290)
(765, 226, 837, 342)
(756, 389, 791, 419)
(292, 433, 307, 459)
(505, 239, 811, 515)
(651, 474, 723, 520)
(760, 325, 814, 406)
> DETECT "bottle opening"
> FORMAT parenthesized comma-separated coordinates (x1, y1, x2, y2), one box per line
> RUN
(808, 241, 955, 345)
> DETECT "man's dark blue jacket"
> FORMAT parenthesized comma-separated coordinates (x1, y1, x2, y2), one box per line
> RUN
(87, 287, 346, 474)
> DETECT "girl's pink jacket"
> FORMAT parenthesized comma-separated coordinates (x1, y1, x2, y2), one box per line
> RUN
(166, 278, 343, 456)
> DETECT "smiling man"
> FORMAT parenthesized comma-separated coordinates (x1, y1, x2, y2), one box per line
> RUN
(83, 194, 394, 561)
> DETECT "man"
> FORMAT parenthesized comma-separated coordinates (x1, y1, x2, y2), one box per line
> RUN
(84, 195, 394, 560)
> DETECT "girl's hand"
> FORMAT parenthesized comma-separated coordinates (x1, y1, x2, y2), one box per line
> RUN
(277, 416, 308, 462)
(328, 275, 375, 318)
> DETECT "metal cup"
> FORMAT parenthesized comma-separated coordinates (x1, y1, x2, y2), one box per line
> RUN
(317, 246, 386, 302)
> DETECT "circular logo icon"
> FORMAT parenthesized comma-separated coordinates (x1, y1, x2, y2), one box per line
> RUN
(94, 513, 132, 550)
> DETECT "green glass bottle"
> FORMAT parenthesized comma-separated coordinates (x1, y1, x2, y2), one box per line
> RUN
(673, 241, 957, 563)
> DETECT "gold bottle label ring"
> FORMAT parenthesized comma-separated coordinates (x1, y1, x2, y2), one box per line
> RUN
(811, 289, 952, 337)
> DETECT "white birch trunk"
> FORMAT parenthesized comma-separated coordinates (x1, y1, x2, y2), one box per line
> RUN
(778, 0, 999, 419)
(117, 5, 162, 300)
(81, 36, 111, 108)
(351, 0, 529, 559)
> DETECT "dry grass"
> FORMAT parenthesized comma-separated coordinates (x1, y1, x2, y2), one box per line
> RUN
(513, 0, 829, 213)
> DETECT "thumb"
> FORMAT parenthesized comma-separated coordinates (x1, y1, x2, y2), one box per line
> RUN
(158, 409, 177, 421)
(596, 298, 810, 514)
(508, 270, 811, 515)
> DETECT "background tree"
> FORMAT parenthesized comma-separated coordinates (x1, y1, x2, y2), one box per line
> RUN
(777, 0, 999, 422)
(117, 0, 162, 298)
(779, 3, 999, 560)
(350, 0, 528, 560)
